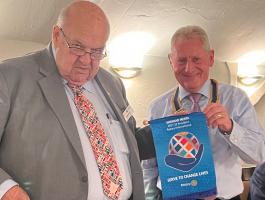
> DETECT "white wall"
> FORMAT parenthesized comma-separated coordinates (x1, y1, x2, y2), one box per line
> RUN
(121, 56, 176, 126)
(0, 39, 45, 61)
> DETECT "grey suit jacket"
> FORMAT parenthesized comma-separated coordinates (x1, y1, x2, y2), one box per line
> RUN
(0, 44, 145, 200)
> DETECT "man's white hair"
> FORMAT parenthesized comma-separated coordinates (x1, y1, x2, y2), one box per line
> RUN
(171, 25, 211, 51)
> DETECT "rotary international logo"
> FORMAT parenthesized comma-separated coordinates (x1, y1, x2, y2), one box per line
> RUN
(165, 131, 204, 171)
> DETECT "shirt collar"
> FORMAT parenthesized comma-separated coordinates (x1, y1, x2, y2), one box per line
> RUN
(64, 79, 95, 93)
(52, 43, 56, 59)
(83, 80, 96, 94)
(178, 79, 211, 101)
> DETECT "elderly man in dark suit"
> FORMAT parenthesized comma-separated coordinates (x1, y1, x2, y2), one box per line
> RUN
(0, 1, 145, 199)
(249, 162, 265, 200)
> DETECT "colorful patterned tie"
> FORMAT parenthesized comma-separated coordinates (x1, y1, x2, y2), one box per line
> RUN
(70, 85, 123, 200)
(189, 93, 201, 112)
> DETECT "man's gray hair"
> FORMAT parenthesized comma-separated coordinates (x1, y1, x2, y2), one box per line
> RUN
(171, 25, 211, 51)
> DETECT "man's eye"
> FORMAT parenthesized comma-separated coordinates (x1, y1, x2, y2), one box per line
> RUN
(71, 44, 84, 49)
(178, 59, 186, 65)
(193, 57, 200, 63)
(93, 48, 104, 54)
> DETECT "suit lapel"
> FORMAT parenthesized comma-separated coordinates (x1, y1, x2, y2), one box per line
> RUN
(37, 45, 86, 168)
(95, 74, 123, 122)
(96, 72, 144, 197)
(95, 72, 140, 160)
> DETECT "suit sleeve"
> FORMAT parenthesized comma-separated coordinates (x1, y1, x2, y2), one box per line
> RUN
(0, 71, 13, 182)
(139, 101, 163, 200)
(250, 162, 265, 199)
(135, 125, 156, 161)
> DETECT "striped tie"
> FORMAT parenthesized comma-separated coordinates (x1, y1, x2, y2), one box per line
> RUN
(189, 93, 201, 112)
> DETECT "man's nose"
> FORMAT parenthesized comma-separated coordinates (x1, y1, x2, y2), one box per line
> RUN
(79, 52, 92, 65)
(184, 60, 193, 72)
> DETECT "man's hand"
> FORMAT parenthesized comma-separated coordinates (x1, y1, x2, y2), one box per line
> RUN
(203, 103, 233, 134)
(1, 185, 30, 200)
(173, 109, 190, 116)
(204, 195, 216, 200)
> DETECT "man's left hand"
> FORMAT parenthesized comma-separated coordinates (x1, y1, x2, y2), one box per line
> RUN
(203, 103, 233, 134)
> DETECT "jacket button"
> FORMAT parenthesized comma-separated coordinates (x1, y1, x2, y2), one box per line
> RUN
(81, 175, 88, 182)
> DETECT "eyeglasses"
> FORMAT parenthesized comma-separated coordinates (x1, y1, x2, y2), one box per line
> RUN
(59, 27, 107, 60)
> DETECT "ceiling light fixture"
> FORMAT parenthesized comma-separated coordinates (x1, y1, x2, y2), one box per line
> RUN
(108, 31, 155, 78)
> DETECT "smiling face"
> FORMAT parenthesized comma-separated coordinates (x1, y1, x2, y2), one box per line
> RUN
(169, 37, 214, 93)
(52, 1, 109, 86)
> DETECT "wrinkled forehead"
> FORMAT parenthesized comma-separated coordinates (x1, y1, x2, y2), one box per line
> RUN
(63, 17, 109, 48)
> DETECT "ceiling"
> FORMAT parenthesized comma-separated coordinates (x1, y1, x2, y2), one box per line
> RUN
(0, 0, 265, 63)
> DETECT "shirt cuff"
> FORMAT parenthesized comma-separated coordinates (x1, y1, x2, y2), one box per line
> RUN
(0, 179, 18, 199)
(228, 120, 242, 145)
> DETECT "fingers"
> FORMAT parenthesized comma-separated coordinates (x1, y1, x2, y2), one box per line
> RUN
(174, 109, 190, 116)
(204, 195, 217, 200)
(208, 112, 225, 128)
(2, 185, 30, 200)
(203, 103, 232, 133)
(204, 103, 223, 126)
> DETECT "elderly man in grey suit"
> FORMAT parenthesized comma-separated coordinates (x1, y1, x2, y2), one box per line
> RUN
(0, 1, 145, 200)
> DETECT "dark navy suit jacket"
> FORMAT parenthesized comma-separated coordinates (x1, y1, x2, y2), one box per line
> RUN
(250, 162, 265, 200)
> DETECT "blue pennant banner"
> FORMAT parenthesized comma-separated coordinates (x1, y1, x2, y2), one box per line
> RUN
(149, 112, 217, 200)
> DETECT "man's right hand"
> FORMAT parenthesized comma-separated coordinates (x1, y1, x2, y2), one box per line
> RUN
(173, 109, 190, 116)
(1, 185, 30, 200)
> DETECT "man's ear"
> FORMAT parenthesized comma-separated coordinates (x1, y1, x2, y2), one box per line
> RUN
(168, 54, 176, 72)
(209, 49, 215, 67)
(168, 54, 173, 66)
(52, 26, 60, 48)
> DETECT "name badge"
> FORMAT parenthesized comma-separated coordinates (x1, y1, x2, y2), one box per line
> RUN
(123, 105, 134, 121)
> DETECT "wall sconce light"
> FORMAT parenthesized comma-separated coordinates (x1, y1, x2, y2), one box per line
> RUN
(238, 75, 264, 86)
(108, 31, 155, 79)
(110, 67, 141, 79)
(237, 51, 265, 86)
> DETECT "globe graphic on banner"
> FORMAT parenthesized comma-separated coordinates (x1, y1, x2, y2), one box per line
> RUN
(169, 132, 200, 158)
